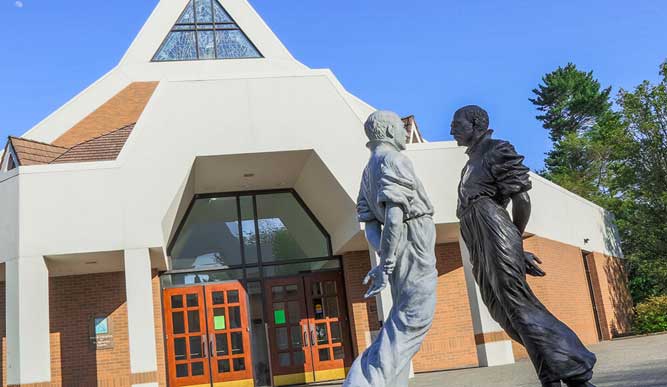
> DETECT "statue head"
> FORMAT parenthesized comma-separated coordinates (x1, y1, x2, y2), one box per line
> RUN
(364, 110, 407, 151)
(450, 105, 490, 147)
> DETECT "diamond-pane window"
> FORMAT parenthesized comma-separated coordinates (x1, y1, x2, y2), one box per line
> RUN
(153, 0, 262, 62)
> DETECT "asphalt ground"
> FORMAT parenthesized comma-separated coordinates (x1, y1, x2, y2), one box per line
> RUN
(304, 333, 667, 387)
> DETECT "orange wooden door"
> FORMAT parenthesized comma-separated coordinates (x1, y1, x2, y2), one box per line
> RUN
(164, 286, 211, 387)
(264, 277, 315, 386)
(205, 283, 254, 386)
(304, 272, 353, 382)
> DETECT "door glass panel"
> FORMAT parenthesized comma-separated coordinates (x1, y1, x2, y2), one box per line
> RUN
(316, 323, 329, 345)
(212, 291, 225, 305)
(279, 352, 291, 367)
(326, 297, 339, 318)
(287, 301, 300, 324)
(273, 303, 286, 325)
(174, 338, 187, 360)
(172, 312, 185, 334)
(313, 299, 324, 320)
(186, 294, 199, 307)
(191, 361, 205, 376)
(272, 286, 285, 300)
(189, 336, 203, 359)
(233, 357, 246, 371)
(229, 306, 241, 329)
(330, 322, 342, 343)
(227, 290, 239, 303)
(176, 363, 189, 377)
(231, 332, 244, 354)
(171, 294, 184, 308)
(216, 333, 228, 356)
(187, 311, 201, 333)
(214, 308, 226, 330)
(312, 282, 323, 297)
(285, 284, 298, 298)
(290, 326, 302, 348)
(319, 348, 331, 361)
(333, 346, 345, 360)
(324, 281, 337, 295)
(218, 359, 231, 373)
(276, 327, 288, 350)
(294, 350, 305, 365)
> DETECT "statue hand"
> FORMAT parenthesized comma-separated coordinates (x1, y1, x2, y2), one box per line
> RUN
(525, 252, 546, 277)
(383, 255, 396, 275)
(363, 266, 389, 299)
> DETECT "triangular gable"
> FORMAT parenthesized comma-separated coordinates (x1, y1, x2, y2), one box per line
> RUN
(153, 0, 261, 61)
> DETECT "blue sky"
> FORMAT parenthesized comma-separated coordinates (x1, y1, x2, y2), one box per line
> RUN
(1, 0, 666, 170)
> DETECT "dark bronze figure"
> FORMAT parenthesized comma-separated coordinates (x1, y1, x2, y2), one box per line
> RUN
(452, 105, 597, 387)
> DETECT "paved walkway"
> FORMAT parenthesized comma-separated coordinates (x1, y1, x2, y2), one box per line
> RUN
(307, 333, 667, 387)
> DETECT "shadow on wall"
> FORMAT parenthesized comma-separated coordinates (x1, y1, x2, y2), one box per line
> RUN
(50, 272, 129, 386)
(601, 210, 634, 336)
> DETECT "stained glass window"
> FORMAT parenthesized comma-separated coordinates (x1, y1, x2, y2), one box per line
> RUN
(153, 0, 262, 62)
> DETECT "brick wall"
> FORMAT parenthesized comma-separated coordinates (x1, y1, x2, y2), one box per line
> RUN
(152, 273, 167, 387)
(511, 236, 600, 359)
(587, 253, 633, 339)
(342, 243, 478, 373)
(49, 272, 131, 386)
(412, 243, 478, 372)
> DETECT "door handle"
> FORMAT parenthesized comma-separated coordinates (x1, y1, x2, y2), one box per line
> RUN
(311, 328, 316, 347)
(209, 338, 214, 358)
(202, 335, 208, 358)
(303, 329, 309, 347)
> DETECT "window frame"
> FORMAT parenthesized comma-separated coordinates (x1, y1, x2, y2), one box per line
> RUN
(151, 0, 263, 62)
(166, 189, 334, 275)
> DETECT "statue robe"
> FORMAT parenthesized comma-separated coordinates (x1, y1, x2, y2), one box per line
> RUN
(344, 147, 438, 387)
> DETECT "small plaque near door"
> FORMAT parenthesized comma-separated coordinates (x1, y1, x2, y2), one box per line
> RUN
(90, 316, 114, 350)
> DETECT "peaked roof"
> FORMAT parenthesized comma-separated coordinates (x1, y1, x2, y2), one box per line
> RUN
(52, 82, 158, 148)
(7, 137, 68, 166)
(52, 123, 135, 164)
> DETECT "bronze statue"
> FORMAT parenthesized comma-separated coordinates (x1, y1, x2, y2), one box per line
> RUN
(344, 111, 438, 387)
(451, 105, 597, 387)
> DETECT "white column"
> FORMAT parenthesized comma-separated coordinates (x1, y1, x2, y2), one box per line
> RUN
(124, 248, 159, 387)
(459, 235, 515, 367)
(6, 256, 51, 385)
(368, 247, 414, 379)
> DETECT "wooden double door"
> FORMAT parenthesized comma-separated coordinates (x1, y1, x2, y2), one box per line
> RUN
(164, 282, 254, 387)
(265, 271, 353, 386)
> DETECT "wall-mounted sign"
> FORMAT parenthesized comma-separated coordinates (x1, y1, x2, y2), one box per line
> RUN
(91, 315, 114, 350)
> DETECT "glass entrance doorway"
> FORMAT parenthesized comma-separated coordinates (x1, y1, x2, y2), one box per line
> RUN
(164, 282, 254, 387)
(265, 271, 353, 386)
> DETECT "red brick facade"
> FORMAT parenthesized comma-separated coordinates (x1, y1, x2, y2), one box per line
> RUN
(0, 237, 632, 385)
(342, 243, 478, 373)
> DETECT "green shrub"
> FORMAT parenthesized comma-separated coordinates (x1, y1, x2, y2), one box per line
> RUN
(634, 295, 667, 334)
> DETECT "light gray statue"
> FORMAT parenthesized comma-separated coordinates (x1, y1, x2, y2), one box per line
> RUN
(344, 111, 438, 387)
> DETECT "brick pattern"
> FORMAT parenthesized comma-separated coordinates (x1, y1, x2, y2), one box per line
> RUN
(151, 273, 168, 387)
(341, 251, 381, 358)
(51, 124, 135, 164)
(412, 243, 478, 372)
(6, 137, 67, 166)
(474, 332, 510, 345)
(511, 236, 601, 359)
(342, 244, 478, 373)
(53, 82, 158, 148)
(587, 253, 633, 339)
